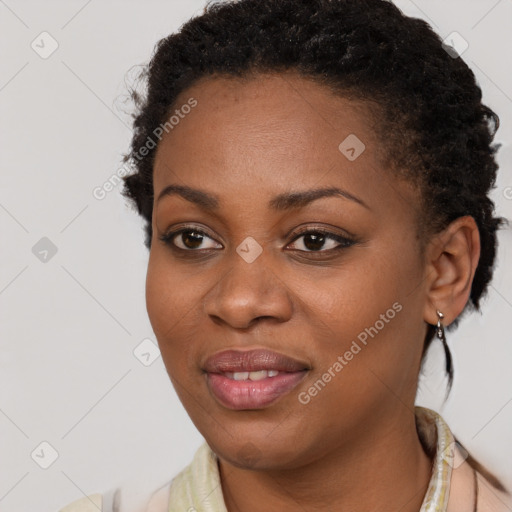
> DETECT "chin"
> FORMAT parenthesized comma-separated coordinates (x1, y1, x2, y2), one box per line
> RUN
(205, 432, 306, 471)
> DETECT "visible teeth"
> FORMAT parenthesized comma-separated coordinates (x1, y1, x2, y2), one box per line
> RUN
(248, 370, 268, 381)
(224, 370, 281, 381)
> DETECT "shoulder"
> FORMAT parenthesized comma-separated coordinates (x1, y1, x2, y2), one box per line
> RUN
(57, 493, 102, 512)
(477, 472, 512, 512)
(447, 446, 512, 512)
(167, 441, 227, 511)
(57, 442, 221, 512)
(57, 478, 171, 512)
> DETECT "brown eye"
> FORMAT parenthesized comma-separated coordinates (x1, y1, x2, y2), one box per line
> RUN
(178, 230, 207, 249)
(159, 227, 222, 251)
(287, 229, 355, 253)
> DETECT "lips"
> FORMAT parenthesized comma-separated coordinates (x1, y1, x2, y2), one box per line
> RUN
(203, 348, 310, 410)
(203, 348, 310, 373)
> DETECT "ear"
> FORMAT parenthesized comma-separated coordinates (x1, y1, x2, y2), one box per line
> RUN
(422, 215, 481, 327)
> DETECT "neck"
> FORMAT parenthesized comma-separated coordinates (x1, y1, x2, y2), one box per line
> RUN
(218, 407, 434, 512)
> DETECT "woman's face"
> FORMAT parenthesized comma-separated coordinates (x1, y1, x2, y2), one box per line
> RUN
(147, 72, 431, 469)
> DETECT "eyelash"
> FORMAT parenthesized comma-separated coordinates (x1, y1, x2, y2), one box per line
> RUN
(158, 224, 356, 256)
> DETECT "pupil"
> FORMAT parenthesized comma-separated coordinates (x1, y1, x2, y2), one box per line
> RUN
(304, 233, 325, 251)
(183, 231, 203, 249)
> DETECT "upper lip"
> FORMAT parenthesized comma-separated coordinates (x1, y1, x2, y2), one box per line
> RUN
(203, 348, 310, 373)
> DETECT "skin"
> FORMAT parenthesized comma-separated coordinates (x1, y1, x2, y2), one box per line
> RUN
(146, 71, 480, 512)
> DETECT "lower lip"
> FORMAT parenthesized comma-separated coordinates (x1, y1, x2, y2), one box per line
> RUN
(206, 371, 308, 410)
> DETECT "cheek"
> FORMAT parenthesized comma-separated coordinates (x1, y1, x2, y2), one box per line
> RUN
(145, 251, 217, 379)
(146, 257, 175, 336)
(296, 240, 422, 373)
(291, 254, 403, 334)
(145, 253, 198, 347)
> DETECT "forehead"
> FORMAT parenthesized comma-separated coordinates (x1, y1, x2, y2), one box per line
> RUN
(157, 71, 380, 160)
(152, 71, 419, 218)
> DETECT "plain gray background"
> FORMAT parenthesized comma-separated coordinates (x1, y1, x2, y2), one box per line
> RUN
(1, 1, 511, 511)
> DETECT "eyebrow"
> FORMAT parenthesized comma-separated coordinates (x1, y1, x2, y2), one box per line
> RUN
(156, 184, 370, 211)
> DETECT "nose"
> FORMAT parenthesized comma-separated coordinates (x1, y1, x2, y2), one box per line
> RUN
(203, 246, 293, 330)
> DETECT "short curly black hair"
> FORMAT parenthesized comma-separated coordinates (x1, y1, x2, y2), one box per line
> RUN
(121, 0, 507, 396)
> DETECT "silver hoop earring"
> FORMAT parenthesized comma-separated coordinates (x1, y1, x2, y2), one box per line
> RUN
(436, 309, 453, 396)
(436, 309, 445, 340)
